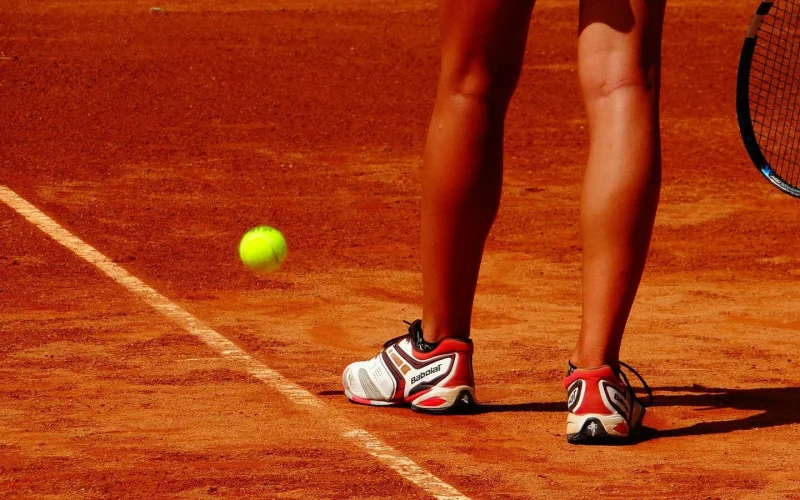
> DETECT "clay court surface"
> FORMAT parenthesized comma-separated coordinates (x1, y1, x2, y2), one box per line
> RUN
(2, 0, 800, 498)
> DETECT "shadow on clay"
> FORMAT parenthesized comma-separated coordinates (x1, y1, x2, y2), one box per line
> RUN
(477, 385, 800, 443)
(319, 386, 800, 442)
(643, 385, 800, 439)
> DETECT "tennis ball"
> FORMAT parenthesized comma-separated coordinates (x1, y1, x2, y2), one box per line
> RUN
(239, 226, 287, 273)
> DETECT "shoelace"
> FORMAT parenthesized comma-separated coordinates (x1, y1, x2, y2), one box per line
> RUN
(617, 361, 654, 408)
(380, 320, 437, 353)
(381, 320, 420, 349)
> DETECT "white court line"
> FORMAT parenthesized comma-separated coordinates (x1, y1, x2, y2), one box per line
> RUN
(0, 185, 469, 500)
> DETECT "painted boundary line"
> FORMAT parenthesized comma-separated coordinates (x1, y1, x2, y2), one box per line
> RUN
(0, 185, 469, 500)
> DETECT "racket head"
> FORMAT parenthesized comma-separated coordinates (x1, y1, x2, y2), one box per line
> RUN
(736, 0, 800, 197)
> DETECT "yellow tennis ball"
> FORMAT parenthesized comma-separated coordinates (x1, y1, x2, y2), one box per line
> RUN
(239, 226, 287, 273)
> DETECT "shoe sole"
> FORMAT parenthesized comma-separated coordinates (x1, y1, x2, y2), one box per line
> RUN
(344, 386, 477, 415)
(566, 405, 646, 445)
(411, 388, 476, 415)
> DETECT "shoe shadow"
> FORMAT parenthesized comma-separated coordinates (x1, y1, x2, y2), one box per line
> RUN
(475, 401, 564, 413)
(477, 386, 800, 441)
(318, 390, 344, 396)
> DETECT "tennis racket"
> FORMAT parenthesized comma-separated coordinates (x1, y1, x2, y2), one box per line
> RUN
(736, 0, 800, 197)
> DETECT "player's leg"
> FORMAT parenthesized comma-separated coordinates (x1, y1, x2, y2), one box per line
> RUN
(573, 0, 665, 368)
(342, 0, 535, 413)
(563, 0, 665, 443)
(421, 0, 535, 342)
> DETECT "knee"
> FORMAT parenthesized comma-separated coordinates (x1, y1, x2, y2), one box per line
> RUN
(438, 58, 521, 110)
(579, 51, 659, 102)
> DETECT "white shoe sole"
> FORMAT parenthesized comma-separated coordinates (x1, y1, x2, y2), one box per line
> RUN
(344, 385, 476, 414)
(566, 403, 646, 443)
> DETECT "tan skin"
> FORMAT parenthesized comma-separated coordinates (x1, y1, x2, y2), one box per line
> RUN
(421, 0, 666, 369)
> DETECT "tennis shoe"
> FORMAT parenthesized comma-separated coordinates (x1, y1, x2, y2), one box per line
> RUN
(563, 361, 652, 444)
(342, 320, 476, 414)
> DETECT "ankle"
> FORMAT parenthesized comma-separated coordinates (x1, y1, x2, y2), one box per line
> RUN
(569, 352, 619, 371)
(420, 319, 470, 343)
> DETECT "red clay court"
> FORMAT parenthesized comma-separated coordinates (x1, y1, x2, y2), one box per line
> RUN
(2, 0, 800, 498)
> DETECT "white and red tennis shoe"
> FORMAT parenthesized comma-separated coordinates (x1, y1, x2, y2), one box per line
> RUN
(563, 362, 652, 444)
(342, 320, 476, 414)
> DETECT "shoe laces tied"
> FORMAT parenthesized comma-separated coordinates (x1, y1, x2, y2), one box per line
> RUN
(382, 320, 437, 353)
(381, 320, 424, 348)
(617, 361, 654, 408)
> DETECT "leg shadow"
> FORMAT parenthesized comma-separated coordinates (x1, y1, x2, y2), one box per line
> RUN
(648, 385, 800, 439)
(475, 386, 800, 441)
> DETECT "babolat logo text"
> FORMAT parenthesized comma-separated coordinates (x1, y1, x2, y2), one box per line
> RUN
(411, 365, 441, 384)
(568, 388, 579, 408)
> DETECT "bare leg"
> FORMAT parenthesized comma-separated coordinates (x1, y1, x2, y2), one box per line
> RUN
(571, 0, 666, 368)
(422, 0, 535, 342)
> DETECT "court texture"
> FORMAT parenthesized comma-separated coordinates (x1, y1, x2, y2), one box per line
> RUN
(1, 0, 800, 498)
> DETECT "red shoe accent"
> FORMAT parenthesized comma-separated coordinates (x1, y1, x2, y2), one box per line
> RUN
(614, 422, 630, 435)
(403, 387, 431, 404)
(563, 365, 624, 416)
(346, 393, 374, 405)
(415, 397, 446, 407)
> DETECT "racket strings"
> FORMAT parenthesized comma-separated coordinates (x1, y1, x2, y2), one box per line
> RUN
(748, 0, 800, 186)
(753, 9, 799, 182)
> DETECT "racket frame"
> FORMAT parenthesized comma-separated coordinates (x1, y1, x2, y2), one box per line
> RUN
(736, 0, 800, 197)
